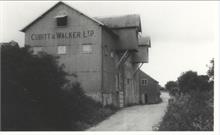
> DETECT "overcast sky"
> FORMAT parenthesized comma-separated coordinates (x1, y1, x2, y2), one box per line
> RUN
(1, 1, 219, 86)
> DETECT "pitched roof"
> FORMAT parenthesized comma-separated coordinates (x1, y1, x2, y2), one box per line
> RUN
(139, 70, 158, 83)
(138, 37, 151, 47)
(94, 14, 142, 32)
(21, 1, 104, 32)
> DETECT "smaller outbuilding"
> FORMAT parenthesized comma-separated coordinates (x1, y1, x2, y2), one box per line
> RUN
(138, 70, 161, 104)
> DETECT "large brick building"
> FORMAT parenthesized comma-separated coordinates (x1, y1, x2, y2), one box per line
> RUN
(21, 1, 155, 107)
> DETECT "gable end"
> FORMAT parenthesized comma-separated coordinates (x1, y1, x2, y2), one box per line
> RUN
(20, 1, 104, 32)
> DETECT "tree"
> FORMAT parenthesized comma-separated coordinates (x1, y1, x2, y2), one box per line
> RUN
(165, 81, 178, 91)
(1, 41, 112, 131)
(159, 62, 214, 131)
(207, 59, 214, 85)
(1, 42, 71, 130)
(177, 71, 210, 94)
(196, 75, 210, 91)
(177, 71, 198, 94)
(165, 81, 179, 96)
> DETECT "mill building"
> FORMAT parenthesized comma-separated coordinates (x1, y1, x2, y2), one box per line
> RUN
(21, 1, 159, 107)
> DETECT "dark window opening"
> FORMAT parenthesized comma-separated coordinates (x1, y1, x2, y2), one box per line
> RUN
(141, 79, 148, 86)
(56, 16, 67, 27)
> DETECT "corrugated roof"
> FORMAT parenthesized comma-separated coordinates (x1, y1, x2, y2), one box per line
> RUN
(138, 37, 151, 47)
(94, 14, 142, 32)
(21, 1, 104, 32)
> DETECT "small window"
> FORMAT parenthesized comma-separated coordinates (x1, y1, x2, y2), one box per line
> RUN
(56, 15, 67, 27)
(57, 46, 66, 54)
(141, 79, 148, 86)
(33, 47, 43, 55)
(81, 44, 92, 53)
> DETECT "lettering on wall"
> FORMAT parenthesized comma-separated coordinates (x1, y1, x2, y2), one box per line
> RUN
(31, 30, 95, 40)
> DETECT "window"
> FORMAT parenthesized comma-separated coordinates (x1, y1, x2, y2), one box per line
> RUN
(81, 44, 92, 53)
(33, 47, 42, 55)
(56, 15, 67, 27)
(141, 79, 148, 86)
(57, 46, 66, 54)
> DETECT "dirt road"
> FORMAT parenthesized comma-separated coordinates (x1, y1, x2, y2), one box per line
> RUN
(88, 92, 170, 131)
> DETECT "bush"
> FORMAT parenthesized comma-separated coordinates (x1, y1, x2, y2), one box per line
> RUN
(165, 81, 179, 96)
(1, 42, 71, 130)
(177, 71, 210, 94)
(62, 83, 117, 130)
(159, 91, 213, 131)
(177, 71, 198, 94)
(159, 68, 214, 131)
(165, 81, 178, 91)
(1, 42, 117, 131)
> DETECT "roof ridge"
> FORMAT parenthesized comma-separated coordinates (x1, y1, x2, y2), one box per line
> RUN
(94, 14, 140, 19)
(63, 2, 104, 26)
(21, 1, 104, 32)
(139, 70, 158, 83)
(94, 14, 142, 32)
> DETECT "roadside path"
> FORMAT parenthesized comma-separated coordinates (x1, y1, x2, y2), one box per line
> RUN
(88, 92, 170, 131)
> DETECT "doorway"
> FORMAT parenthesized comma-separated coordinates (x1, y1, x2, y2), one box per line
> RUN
(144, 94, 148, 104)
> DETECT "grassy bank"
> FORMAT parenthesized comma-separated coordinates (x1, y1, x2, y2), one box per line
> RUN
(73, 104, 118, 130)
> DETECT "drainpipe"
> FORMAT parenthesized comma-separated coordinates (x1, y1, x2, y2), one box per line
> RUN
(101, 33, 104, 107)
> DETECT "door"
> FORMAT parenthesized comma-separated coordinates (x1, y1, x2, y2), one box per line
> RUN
(144, 94, 148, 104)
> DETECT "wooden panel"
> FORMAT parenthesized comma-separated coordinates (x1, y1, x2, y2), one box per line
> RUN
(132, 46, 149, 63)
(101, 29, 118, 93)
(138, 70, 160, 104)
(113, 28, 138, 51)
